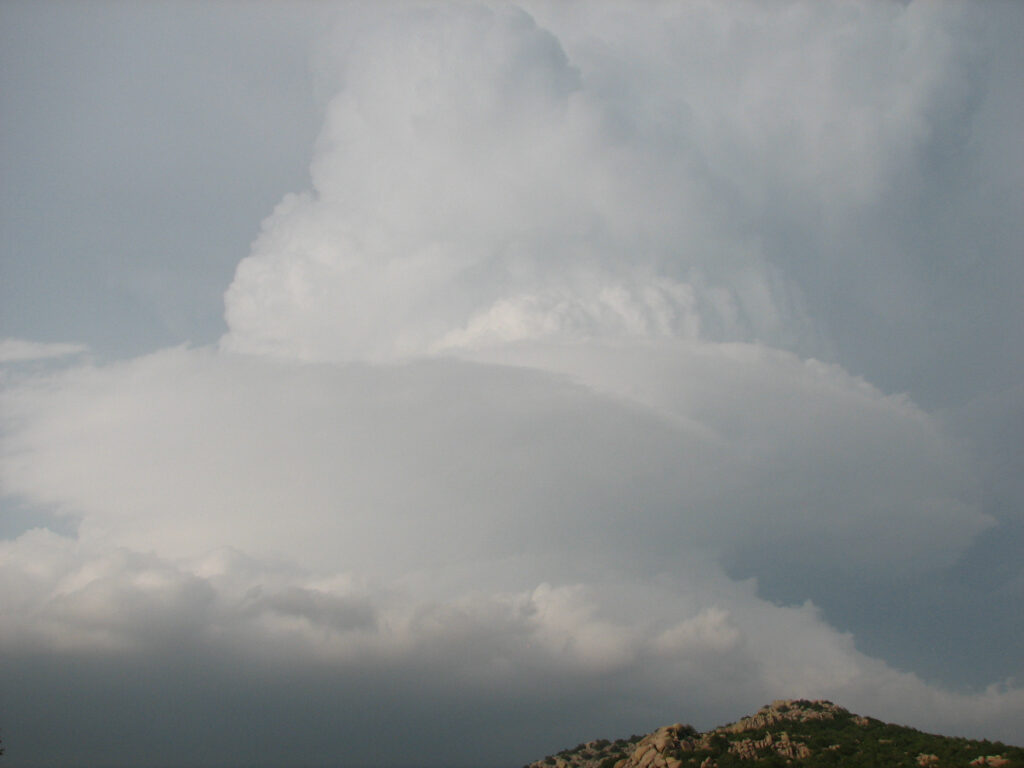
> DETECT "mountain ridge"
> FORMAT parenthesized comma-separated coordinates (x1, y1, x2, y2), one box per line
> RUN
(523, 700, 1024, 768)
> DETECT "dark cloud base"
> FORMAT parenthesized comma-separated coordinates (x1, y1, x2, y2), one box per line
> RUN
(0, 650, 683, 768)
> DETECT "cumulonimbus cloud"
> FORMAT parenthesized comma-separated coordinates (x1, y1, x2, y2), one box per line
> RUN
(3, 1, 1023, 763)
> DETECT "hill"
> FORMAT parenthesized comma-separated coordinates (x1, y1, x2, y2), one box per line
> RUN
(523, 700, 1024, 768)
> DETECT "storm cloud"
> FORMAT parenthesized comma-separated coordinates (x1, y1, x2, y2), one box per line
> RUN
(2, 1, 1023, 766)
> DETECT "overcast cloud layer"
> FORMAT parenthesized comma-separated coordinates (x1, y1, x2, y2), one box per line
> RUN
(2, 2, 1023, 766)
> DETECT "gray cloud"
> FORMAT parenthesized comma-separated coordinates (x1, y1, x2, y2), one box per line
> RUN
(1, 345, 1020, 763)
(3, 526, 1023, 767)
(2, 1, 1023, 765)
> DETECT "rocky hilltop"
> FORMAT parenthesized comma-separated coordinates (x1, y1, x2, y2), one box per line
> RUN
(524, 700, 1024, 768)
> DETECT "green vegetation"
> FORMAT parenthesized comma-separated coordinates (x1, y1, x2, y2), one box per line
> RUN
(524, 701, 1024, 768)
(682, 711, 1024, 768)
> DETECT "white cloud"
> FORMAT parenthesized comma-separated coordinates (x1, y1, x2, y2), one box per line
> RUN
(0, 338, 87, 363)
(222, 0, 1009, 370)
(3, 1, 1023, 763)
(0, 345, 989, 582)
(221, 2, 797, 362)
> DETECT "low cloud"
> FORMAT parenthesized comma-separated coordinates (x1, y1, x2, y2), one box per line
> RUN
(2, 523, 1023, 766)
(1, 345, 1018, 762)
(0, 338, 87, 363)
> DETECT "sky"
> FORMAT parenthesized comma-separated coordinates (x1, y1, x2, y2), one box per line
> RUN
(1, 1, 1023, 766)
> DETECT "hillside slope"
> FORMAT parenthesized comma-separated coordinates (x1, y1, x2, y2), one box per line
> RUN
(524, 700, 1024, 768)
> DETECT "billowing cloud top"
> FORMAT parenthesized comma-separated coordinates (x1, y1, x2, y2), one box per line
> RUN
(222, 4, 767, 361)
(3, 2, 1024, 765)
